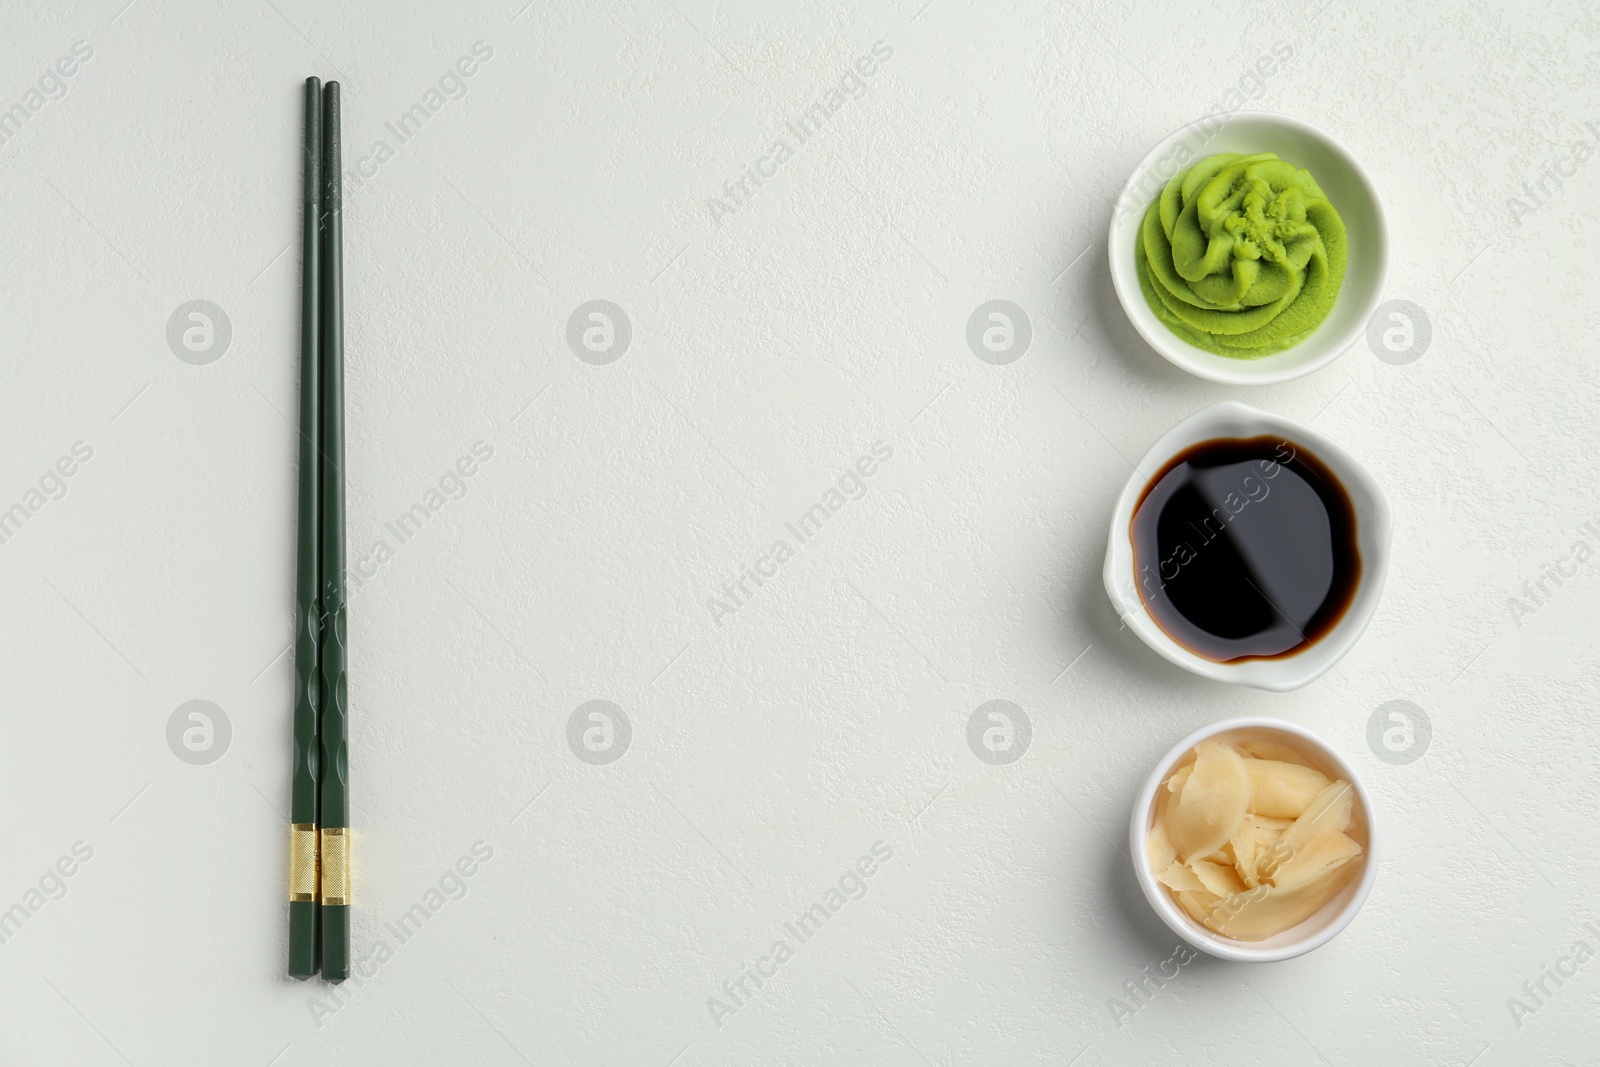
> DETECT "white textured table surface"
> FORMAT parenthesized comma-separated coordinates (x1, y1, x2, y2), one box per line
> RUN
(2, 1, 1597, 1063)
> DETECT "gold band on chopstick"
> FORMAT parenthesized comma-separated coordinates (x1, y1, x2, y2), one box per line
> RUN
(320, 827, 351, 905)
(289, 823, 319, 902)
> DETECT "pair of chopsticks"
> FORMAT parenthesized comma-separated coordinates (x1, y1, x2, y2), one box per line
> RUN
(289, 76, 351, 983)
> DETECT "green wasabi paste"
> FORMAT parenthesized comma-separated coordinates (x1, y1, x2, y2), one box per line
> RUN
(1136, 152, 1347, 357)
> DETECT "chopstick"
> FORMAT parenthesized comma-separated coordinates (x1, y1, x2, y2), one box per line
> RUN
(317, 80, 351, 983)
(288, 75, 323, 981)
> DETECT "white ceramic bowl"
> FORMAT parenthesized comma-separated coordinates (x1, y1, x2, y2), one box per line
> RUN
(1129, 717, 1380, 962)
(1102, 401, 1391, 692)
(1108, 112, 1389, 385)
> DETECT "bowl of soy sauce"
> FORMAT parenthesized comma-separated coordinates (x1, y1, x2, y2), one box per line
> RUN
(1103, 401, 1392, 691)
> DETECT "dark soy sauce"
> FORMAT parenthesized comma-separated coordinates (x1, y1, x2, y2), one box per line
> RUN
(1130, 436, 1361, 663)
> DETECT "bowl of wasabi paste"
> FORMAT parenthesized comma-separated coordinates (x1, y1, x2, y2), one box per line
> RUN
(1109, 112, 1389, 385)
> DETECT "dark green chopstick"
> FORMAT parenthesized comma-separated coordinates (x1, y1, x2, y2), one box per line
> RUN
(288, 75, 323, 981)
(317, 80, 351, 983)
